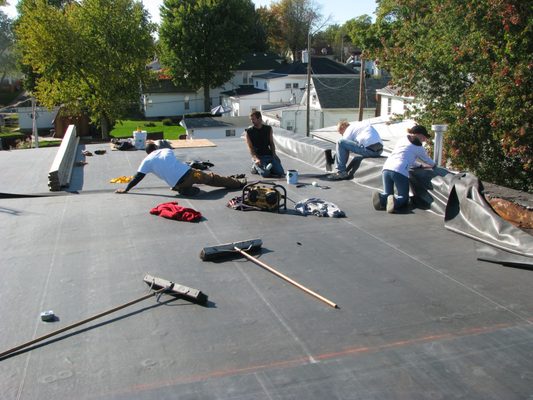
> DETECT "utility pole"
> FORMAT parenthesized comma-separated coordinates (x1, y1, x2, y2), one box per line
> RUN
(31, 96, 39, 148)
(306, 31, 311, 137)
(358, 58, 365, 121)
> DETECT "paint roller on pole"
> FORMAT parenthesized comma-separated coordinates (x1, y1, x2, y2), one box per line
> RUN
(200, 239, 338, 308)
(0, 275, 207, 359)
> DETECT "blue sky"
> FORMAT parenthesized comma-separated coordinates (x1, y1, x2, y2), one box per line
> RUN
(251, 0, 378, 25)
(2, 0, 378, 25)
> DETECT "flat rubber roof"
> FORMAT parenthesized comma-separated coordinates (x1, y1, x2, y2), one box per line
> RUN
(1, 137, 532, 399)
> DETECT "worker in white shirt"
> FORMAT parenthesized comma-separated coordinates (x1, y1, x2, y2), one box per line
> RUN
(373, 124, 435, 213)
(328, 120, 383, 180)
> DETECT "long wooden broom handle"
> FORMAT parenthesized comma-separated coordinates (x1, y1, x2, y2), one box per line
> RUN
(0, 288, 165, 359)
(234, 247, 338, 308)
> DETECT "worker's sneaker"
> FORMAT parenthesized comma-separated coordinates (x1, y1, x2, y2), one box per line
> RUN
(327, 171, 350, 181)
(372, 191, 384, 210)
(178, 186, 200, 197)
(251, 166, 259, 175)
(386, 195, 395, 213)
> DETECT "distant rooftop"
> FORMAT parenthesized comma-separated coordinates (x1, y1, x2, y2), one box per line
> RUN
(262, 56, 357, 76)
(313, 75, 391, 109)
(236, 52, 284, 70)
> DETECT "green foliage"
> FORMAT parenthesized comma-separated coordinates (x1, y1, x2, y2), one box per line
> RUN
(161, 118, 173, 126)
(16, 0, 156, 139)
(159, 0, 257, 111)
(0, 11, 17, 85)
(344, 15, 380, 53)
(255, 5, 283, 54)
(371, 0, 533, 191)
(269, 0, 323, 60)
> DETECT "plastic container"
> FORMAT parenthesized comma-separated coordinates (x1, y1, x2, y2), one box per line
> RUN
(133, 130, 147, 150)
(287, 169, 298, 185)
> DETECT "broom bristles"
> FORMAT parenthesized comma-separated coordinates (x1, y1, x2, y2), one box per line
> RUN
(200, 239, 263, 261)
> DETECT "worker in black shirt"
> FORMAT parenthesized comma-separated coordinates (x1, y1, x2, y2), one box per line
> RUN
(245, 111, 285, 178)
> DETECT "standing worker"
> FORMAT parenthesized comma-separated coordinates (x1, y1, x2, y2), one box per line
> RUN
(116, 143, 246, 196)
(245, 111, 285, 178)
(372, 125, 435, 213)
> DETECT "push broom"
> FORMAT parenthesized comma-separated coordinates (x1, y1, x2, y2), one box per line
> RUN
(0, 274, 207, 359)
(200, 239, 338, 308)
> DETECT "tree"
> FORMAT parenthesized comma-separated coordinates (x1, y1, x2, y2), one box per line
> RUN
(16, 0, 155, 138)
(345, 15, 383, 55)
(0, 11, 17, 87)
(269, 0, 324, 61)
(256, 5, 284, 55)
(371, 0, 533, 191)
(159, 0, 257, 112)
(14, 0, 75, 93)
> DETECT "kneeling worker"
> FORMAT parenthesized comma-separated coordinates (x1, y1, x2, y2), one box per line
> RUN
(116, 143, 246, 196)
(329, 120, 383, 180)
(245, 111, 285, 177)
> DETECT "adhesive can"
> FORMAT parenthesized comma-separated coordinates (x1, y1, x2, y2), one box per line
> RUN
(287, 169, 298, 185)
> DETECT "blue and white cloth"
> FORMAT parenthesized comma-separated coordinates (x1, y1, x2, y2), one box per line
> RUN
(295, 198, 345, 218)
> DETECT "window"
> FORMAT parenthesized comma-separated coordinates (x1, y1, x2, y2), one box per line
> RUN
(243, 72, 252, 85)
(225, 129, 236, 137)
(286, 120, 294, 131)
(292, 83, 299, 89)
(184, 96, 190, 110)
(285, 83, 291, 89)
(264, 82, 267, 89)
(387, 98, 392, 115)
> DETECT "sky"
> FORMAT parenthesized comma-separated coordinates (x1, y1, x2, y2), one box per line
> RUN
(1, 0, 378, 25)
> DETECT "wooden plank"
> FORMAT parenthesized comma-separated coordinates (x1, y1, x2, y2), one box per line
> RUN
(168, 139, 216, 148)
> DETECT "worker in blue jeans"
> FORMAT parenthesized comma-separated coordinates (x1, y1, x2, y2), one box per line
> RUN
(328, 120, 383, 180)
(373, 125, 435, 213)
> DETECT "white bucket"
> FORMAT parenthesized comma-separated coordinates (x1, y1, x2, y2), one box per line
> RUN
(133, 131, 147, 150)
(287, 169, 298, 185)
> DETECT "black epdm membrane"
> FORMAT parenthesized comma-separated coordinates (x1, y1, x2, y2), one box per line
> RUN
(0, 133, 532, 399)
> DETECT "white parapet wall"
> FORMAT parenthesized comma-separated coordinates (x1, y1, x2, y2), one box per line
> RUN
(48, 124, 79, 191)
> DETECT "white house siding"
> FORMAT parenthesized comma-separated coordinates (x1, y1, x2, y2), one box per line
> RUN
(265, 77, 306, 104)
(377, 92, 415, 118)
(143, 92, 203, 118)
(185, 127, 243, 140)
(278, 108, 376, 135)
(229, 92, 269, 117)
(181, 117, 250, 140)
(279, 109, 322, 135)
(17, 106, 58, 131)
(322, 110, 376, 127)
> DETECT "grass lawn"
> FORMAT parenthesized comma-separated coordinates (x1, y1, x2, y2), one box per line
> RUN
(110, 120, 185, 140)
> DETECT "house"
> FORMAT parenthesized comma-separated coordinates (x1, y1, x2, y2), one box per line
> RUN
(260, 72, 390, 135)
(141, 53, 283, 118)
(375, 86, 415, 117)
(220, 86, 270, 118)
(179, 116, 250, 140)
(142, 79, 203, 118)
(223, 56, 361, 119)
